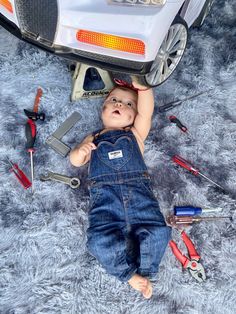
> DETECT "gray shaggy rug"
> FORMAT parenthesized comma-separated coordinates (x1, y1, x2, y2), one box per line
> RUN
(0, 1, 235, 313)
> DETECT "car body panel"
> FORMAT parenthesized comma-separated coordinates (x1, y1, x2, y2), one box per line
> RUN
(0, 0, 210, 75)
(55, 0, 186, 62)
(180, 0, 207, 25)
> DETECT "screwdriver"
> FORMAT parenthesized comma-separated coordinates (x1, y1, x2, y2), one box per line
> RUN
(174, 205, 223, 216)
(7, 157, 31, 189)
(166, 214, 232, 228)
(169, 116, 191, 138)
(25, 119, 36, 192)
(172, 155, 225, 191)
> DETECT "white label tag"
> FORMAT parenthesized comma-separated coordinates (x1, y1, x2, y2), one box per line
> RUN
(108, 150, 123, 160)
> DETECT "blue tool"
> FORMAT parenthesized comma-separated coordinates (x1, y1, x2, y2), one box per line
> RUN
(174, 206, 223, 216)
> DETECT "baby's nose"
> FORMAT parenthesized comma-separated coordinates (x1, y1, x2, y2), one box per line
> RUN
(115, 101, 123, 107)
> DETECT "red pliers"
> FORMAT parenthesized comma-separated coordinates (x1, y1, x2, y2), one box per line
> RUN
(169, 231, 206, 282)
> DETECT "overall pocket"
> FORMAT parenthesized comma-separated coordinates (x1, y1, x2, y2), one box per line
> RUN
(97, 136, 133, 170)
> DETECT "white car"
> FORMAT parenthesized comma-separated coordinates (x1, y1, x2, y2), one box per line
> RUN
(0, 0, 214, 86)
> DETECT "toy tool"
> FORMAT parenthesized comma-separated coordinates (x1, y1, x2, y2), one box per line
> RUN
(172, 155, 225, 190)
(40, 171, 80, 189)
(166, 215, 231, 228)
(169, 230, 206, 283)
(7, 158, 31, 189)
(25, 119, 36, 193)
(24, 88, 45, 121)
(46, 112, 81, 157)
(174, 205, 223, 216)
(33, 87, 43, 113)
(169, 115, 191, 137)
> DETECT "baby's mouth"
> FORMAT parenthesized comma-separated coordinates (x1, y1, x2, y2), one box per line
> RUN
(112, 109, 121, 115)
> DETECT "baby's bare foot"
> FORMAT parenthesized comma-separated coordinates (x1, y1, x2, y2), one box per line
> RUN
(128, 274, 153, 299)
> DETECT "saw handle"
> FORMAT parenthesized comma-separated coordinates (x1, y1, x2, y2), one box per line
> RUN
(33, 88, 43, 113)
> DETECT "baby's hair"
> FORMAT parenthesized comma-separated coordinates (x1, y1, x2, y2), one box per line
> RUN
(105, 85, 138, 100)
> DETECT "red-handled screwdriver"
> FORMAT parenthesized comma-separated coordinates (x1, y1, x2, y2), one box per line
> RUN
(172, 155, 225, 190)
(7, 158, 31, 189)
(25, 119, 36, 192)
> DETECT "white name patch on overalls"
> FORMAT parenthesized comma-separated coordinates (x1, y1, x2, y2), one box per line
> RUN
(108, 150, 123, 160)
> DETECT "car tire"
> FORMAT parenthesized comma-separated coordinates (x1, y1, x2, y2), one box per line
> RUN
(193, 0, 214, 28)
(142, 15, 188, 87)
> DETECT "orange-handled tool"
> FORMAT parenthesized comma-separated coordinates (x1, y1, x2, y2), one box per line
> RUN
(33, 88, 43, 113)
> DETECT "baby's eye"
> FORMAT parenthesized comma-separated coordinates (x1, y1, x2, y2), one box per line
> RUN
(110, 97, 117, 102)
(127, 102, 133, 107)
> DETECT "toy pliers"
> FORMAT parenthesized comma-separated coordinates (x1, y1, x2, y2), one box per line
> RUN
(169, 230, 206, 282)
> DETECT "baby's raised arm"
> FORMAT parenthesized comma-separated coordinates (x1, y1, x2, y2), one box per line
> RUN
(132, 79, 154, 142)
(69, 134, 96, 167)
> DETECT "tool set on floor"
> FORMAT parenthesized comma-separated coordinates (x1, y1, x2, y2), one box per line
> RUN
(163, 93, 233, 282)
(167, 204, 232, 281)
(6, 88, 81, 192)
(5, 81, 233, 286)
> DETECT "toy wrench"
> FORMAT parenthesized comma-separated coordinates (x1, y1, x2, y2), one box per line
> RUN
(169, 231, 206, 282)
(40, 171, 80, 189)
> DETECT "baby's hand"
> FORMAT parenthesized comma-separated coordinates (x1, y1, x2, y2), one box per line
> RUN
(70, 139, 96, 167)
(131, 76, 150, 91)
(78, 142, 96, 159)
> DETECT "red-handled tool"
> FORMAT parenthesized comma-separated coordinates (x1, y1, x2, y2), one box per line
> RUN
(169, 231, 206, 282)
(25, 119, 36, 192)
(172, 155, 225, 190)
(169, 115, 192, 139)
(181, 231, 200, 260)
(169, 116, 188, 133)
(7, 158, 31, 189)
(24, 88, 45, 121)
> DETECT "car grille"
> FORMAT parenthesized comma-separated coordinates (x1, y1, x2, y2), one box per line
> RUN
(14, 0, 58, 47)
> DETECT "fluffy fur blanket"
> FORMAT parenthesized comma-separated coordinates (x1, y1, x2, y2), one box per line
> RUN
(0, 1, 235, 313)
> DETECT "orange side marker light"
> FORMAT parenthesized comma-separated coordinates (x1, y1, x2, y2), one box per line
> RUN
(77, 30, 145, 55)
(0, 0, 13, 13)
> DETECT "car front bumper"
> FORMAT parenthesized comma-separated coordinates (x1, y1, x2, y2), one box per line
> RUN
(0, 12, 153, 75)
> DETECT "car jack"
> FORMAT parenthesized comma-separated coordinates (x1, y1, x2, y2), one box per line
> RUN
(70, 63, 115, 101)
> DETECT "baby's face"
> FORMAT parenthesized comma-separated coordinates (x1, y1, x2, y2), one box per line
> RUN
(101, 88, 138, 128)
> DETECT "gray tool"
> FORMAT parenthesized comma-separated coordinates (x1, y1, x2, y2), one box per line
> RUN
(46, 112, 81, 157)
(40, 171, 80, 189)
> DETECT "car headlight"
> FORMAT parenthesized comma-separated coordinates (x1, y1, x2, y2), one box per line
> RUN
(107, 0, 166, 6)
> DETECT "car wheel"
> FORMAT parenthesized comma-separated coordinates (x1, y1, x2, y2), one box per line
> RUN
(144, 15, 188, 87)
(193, 0, 214, 27)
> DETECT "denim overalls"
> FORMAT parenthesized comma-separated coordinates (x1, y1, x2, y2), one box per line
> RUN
(87, 128, 171, 282)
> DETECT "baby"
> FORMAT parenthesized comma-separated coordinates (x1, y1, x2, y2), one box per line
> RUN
(70, 78, 171, 299)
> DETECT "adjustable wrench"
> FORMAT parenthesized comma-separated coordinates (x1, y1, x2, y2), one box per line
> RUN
(40, 171, 80, 189)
